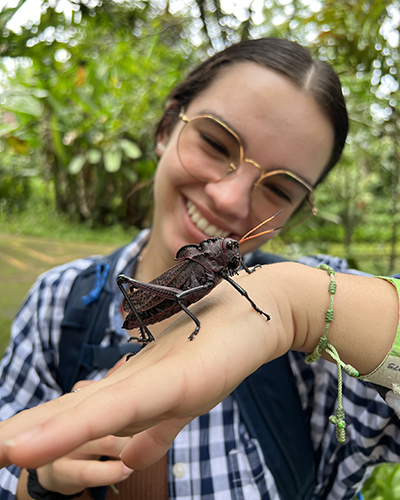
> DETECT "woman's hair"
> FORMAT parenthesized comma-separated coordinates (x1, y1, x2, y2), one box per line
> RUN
(155, 37, 348, 184)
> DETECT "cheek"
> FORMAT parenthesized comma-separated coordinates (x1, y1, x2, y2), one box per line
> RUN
(154, 147, 193, 195)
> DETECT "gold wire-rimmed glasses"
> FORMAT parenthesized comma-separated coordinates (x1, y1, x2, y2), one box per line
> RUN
(177, 109, 317, 231)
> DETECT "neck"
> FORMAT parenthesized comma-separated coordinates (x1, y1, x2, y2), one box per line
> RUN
(138, 235, 176, 283)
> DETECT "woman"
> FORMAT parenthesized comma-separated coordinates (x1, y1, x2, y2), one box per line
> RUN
(1, 38, 399, 500)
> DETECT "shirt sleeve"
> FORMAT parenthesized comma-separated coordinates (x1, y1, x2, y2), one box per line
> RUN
(0, 258, 93, 498)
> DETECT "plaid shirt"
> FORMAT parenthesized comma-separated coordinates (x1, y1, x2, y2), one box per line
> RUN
(1, 229, 400, 500)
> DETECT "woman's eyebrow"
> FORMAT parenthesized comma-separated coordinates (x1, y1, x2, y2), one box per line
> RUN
(196, 109, 245, 145)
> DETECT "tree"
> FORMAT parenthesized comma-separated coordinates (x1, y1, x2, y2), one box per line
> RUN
(0, 0, 195, 227)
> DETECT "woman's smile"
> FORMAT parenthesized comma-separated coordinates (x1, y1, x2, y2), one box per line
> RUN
(185, 199, 230, 238)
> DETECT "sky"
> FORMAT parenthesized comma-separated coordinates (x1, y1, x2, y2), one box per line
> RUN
(0, 0, 77, 32)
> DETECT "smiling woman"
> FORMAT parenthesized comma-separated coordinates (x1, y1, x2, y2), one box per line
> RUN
(4, 37, 399, 500)
(150, 55, 337, 263)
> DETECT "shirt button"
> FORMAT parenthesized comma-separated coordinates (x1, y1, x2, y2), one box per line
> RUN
(172, 462, 186, 479)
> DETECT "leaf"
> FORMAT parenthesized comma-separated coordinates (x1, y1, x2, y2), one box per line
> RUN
(104, 149, 122, 172)
(120, 139, 142, 159)
(121, 166, 138, 183)
(0, 123, 19, 136)
(88, 149, 102, 164)
(1, 94, 43, 117)
(68, 154, 86, 174)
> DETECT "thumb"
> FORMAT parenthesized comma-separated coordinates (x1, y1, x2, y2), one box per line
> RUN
(120, 416, 193, 470)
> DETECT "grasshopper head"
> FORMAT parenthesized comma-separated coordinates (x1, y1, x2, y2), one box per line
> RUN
(222, 238, 242, 273)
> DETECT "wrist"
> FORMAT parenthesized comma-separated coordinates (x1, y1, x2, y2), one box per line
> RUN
(359, 277, 400, 389)
(27, 469, 84, 500)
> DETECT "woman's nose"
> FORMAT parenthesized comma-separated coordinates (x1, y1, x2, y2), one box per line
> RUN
(204, 171, 255, 220)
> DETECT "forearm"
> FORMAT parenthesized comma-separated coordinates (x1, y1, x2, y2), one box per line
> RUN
(230, 262, 398, 375)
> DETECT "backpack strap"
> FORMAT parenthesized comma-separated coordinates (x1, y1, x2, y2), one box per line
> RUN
(235, 249, 316, 500)
(58, 245, 137, 393)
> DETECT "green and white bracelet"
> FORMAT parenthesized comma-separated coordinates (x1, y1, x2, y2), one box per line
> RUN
(359, 276, 400, 390)
(306, 268, 400, 443)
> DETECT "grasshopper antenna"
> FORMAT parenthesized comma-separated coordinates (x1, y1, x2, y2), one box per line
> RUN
(239, 210, 284, 244)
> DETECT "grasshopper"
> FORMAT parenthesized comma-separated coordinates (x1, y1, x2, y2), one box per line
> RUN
(117, 212, 282, 344)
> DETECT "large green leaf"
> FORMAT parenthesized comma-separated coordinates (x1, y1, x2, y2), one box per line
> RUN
(1, 94, 43, 117)
(120, 139, 142, 159)
(104, 149, 122, 172)
(88, 149, 102, 164)
(68, 154, 86, 174)
(0, 123, 19, 137)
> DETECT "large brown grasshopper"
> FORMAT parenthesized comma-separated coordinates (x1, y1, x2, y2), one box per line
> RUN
(117, 212, 282, 344)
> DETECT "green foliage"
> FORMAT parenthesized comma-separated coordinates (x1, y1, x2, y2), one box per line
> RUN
(0, 0, 399, 265)
(361, 463, 400, 500)
(0, 1, 196, 227)
(1, 2, 400, 495)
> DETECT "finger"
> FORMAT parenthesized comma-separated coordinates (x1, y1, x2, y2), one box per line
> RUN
(0, 356, 193, 468)
(106, 356, 128, 376)
(0, 392, 83, 466)
(120, 416, 193, 469)
(48, 457, 133, 494)
(0, 345, 168, 466)
(71, 380, 94, 391)
(74, 435, 131, 458)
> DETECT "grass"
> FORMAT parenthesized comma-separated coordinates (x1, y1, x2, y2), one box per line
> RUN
(0, 195, 137, 354)
(0, 232, 126, 355)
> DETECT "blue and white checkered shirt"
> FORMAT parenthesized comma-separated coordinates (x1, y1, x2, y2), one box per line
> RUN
(1, 229, 400, 500)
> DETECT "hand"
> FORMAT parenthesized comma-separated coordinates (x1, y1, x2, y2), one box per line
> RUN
(0, 269, 293, 471)
(0, 264, 396, 473)
(34, 435, 133, 496)
(17, 366, 134, 498)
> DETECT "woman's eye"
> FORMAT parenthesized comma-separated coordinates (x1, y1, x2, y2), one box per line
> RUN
(200, 133, 230, 157)
(264, 183, 292, 203)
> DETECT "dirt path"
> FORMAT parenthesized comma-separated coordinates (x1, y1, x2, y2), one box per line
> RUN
(0, 233, 120, 355)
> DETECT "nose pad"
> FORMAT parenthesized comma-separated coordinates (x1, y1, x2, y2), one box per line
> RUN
(204, 172, 255, 219)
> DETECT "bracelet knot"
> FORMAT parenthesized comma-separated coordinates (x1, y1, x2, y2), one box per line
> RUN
(325, 309, 334, 323)
(305, 264, 360, 444)
(328, 280, 337, 294)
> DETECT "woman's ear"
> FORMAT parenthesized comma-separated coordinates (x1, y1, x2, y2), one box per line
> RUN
(155, 138, 167, 157)
(155, 100, 180, 158)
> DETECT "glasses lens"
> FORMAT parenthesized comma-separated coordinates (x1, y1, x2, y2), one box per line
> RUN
(251, 172, 314, 231)
(178, 116, 241, 182)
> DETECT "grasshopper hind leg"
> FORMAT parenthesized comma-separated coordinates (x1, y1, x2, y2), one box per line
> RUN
(117, 274, 156, 345)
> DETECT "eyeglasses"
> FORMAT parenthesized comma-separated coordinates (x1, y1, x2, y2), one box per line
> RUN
(177, 110, 317, 231)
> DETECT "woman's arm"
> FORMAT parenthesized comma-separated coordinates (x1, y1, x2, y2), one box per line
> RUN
(0, 263, 398, 471)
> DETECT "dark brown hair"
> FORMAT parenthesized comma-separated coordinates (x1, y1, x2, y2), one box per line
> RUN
(156, 37, 348, 184)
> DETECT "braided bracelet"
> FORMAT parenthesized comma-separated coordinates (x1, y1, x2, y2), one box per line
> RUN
(359, 277, 400, 389)
(305, 264, 359, 443)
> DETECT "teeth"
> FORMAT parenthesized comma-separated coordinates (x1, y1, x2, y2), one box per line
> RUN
(186, 200, 230, 238)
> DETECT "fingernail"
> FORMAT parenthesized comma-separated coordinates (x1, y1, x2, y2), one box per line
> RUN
(1, 440, 15, 447)
(2, 428, 41, 447)
(122, 465, 134, 478)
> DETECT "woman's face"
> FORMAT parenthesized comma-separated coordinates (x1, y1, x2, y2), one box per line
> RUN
(151, 62, 334, 263)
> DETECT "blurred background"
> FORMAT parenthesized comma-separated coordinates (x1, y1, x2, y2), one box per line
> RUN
(0, 1, 399, 496)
